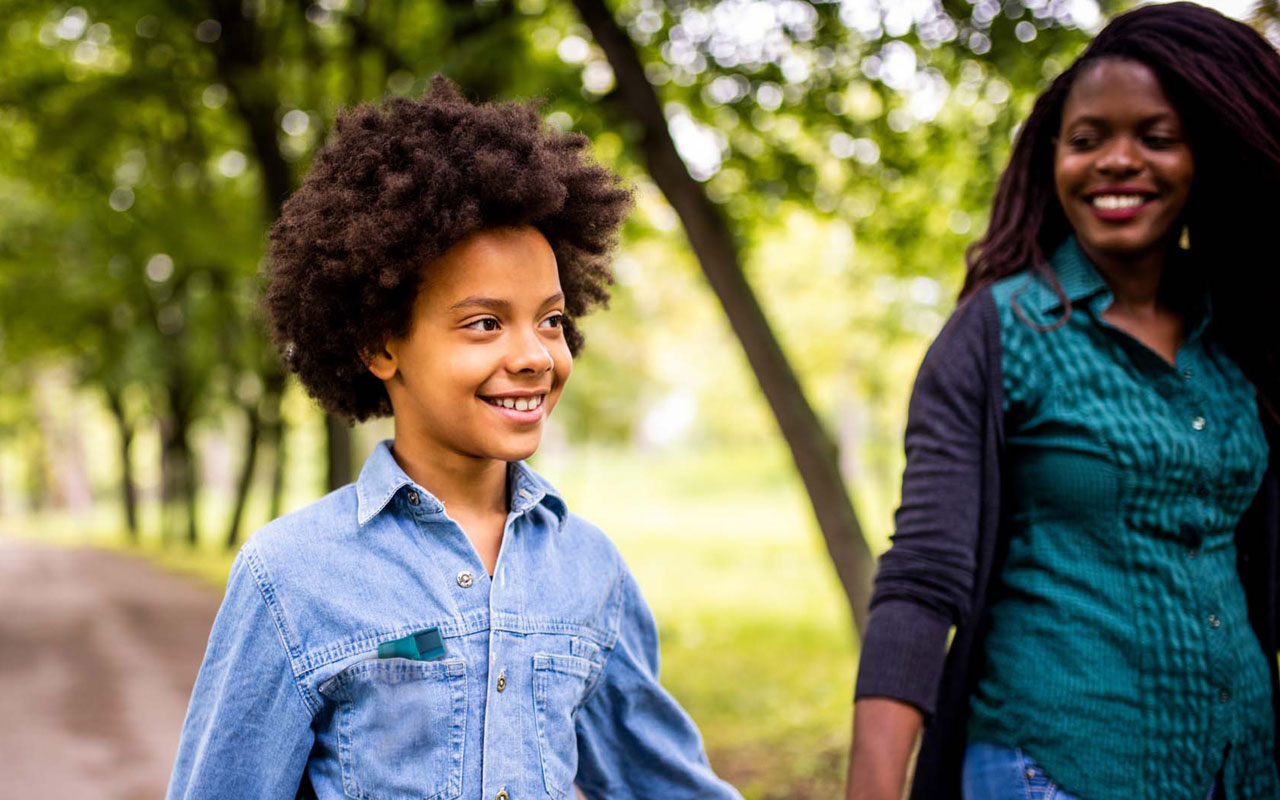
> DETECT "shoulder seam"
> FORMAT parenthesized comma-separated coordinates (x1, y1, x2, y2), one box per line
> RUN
(241, 543, 322, 716)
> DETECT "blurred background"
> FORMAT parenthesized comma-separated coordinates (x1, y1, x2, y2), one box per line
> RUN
(1, 0, 1275, 797)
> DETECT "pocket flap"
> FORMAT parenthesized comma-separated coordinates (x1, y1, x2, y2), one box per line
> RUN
(532, 652, 595, 679)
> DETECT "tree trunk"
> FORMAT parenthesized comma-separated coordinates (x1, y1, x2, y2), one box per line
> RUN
(158, 352, 199, 548)
(267, 416, 287, 520)
(570, 0, 875, 633)
(183, 432, 199, 547)
(211, 0, 355, 494)
(225, 401, 263, 549)
(159, 410, 197, 547)
(326, 414, 353, 491)
(104, 387, 138, 541)
(261, 372, 287, 520)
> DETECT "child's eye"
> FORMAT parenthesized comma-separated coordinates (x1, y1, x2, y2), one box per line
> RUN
(465, 317, 501, 332)
(540, 313, 565, 329)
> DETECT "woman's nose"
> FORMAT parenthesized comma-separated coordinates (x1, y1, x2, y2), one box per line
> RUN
(1096, 136, 1142, 175)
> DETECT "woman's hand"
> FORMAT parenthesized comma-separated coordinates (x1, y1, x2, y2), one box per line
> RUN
(844, 697, 923, 800)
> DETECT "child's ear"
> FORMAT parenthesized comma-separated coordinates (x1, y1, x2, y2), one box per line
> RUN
(364, 343, 398, 381)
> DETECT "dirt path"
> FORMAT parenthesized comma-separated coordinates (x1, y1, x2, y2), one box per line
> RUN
(0, 540, 221, 800)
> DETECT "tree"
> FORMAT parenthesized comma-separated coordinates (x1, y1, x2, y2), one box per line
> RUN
(559, 0, 1106, 631)
(0, 0, 1118, 587)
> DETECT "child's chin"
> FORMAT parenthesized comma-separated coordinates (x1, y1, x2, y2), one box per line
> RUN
(486, 438, 541, 463)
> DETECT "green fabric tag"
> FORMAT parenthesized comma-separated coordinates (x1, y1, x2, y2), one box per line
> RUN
(376, 627, 446, 660)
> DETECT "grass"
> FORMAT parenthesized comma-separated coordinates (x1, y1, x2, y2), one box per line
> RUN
(538, 444, 859, 798)
(8, 443, 870, 799)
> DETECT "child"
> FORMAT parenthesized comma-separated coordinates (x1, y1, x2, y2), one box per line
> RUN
(167, 77, 742, 800)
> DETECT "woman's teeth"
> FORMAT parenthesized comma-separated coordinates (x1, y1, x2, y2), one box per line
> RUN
(486, 395, 544, 411)
(1090, 194, 1147, 209)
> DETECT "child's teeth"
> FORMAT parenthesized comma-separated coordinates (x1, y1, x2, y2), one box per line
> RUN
(489, 395, 545, 410)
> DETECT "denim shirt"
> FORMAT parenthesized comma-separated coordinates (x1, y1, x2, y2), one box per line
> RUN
(167, 441, 740, 800)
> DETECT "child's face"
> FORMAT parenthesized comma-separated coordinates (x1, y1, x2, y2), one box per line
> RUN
(372, 226, 572, 464)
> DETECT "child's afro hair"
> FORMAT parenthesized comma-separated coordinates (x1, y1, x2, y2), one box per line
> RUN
(265, 76, 633, 422)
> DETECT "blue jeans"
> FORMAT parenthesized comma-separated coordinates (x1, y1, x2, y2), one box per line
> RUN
(962, 742, 1220, 800)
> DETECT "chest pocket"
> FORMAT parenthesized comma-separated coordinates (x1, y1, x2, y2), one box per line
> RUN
(318, 658, 467, 800)
(532, 650, 600, 799)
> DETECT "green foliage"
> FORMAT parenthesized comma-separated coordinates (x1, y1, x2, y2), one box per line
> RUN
(0, 0, 1115, 468)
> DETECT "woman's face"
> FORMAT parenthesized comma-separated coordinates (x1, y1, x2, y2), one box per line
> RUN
(1054, 57, 1194, 266)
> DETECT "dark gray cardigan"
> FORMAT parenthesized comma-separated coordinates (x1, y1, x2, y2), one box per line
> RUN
(853, 287, 1280, 799)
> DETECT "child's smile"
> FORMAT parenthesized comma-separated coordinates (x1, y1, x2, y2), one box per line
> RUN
(368, 225, 572, 466)
(481, 391, 547, 419)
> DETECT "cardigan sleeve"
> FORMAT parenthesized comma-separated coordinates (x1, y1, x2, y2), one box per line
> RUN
(854, 290, 998, 717)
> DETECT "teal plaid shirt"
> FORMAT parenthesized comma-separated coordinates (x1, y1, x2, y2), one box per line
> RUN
(967, 238, 1276, 799)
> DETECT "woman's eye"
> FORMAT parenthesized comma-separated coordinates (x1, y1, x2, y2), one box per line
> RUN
(1067, 135, 1096, 150)
(1143, 134, 1179, 148)
(465, 317, 500, 332)
(540, 313, 565, 329)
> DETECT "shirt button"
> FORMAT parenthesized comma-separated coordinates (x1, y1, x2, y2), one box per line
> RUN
(1188, 548, 1198, 560)
(496, 791, 509, 800)
(457, 571, 474, 588)
(1192, 416, 1206, 431)
(1196, 485, 1210, 498)
(1219, 689, 1232, 702)
(496, 669, 507, 692)
(1182, 367, 1193, 379)
(1208, 613, 1221, 628)
(407, 490, 420, 506)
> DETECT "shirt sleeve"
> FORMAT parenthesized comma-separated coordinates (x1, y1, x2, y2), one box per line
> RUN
(166, 545, 316, 800)
(573, 570, 743, 800)
(854, 290, 996, 716)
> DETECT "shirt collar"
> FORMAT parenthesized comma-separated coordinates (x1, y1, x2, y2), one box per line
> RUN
(507, 459, 568, 522)
(1031, 236, 1110, 314)
(355, 440, 567, 527)
(1030, 237, 1213, 339)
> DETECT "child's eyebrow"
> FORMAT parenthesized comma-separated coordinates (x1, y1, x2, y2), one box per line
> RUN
(448, 292, 565, 312)
(449, 296, 509, 312)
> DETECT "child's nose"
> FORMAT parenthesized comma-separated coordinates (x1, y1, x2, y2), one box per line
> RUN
(508, 329, 554, 374)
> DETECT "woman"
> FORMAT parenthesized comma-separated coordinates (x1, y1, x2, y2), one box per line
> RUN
(846, 4, 1280, 799)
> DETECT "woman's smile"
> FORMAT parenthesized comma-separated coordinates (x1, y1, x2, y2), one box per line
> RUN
(1083, 184, 1159, 221)
(1054, 58, 1193, 268)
